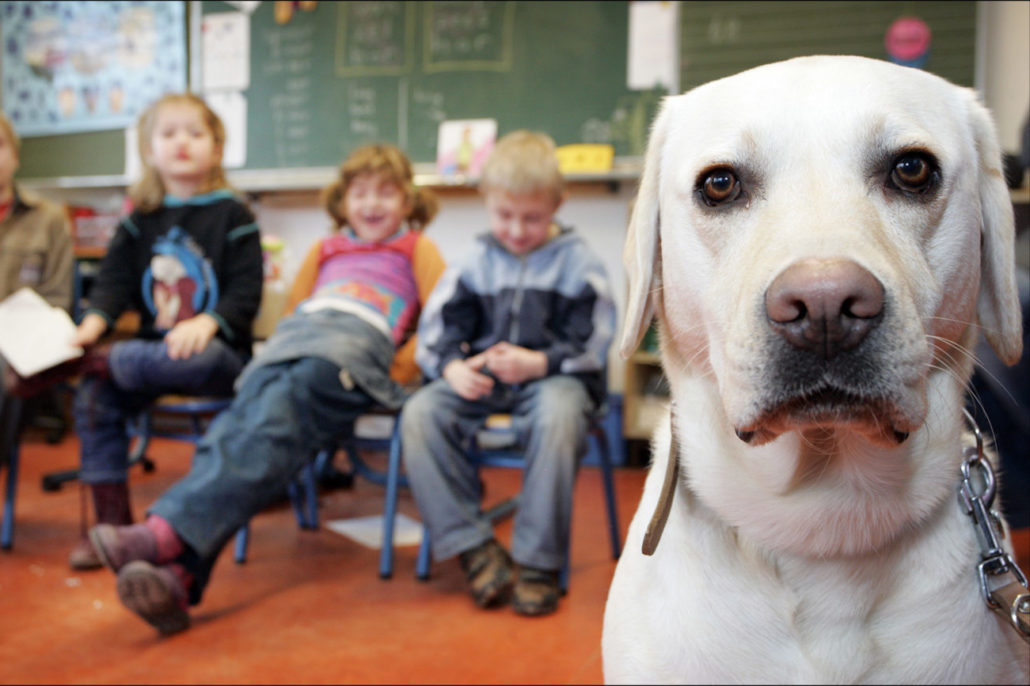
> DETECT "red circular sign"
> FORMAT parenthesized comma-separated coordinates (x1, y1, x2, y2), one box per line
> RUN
(885, 17, 932, 61)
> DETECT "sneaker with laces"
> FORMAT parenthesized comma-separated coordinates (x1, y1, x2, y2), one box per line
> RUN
(458, 538, 514, 608)
(512, 566, 561, 616)
(115, 560, 190, 635)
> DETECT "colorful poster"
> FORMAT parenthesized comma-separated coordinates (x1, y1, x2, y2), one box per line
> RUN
(1, 1, 186, 136)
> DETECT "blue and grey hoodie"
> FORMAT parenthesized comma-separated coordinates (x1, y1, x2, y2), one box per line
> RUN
(416, 226, 615, 405)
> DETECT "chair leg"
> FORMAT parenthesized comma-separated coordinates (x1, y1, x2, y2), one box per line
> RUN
(286, 461, 318, 531)
(302, 461, 318, 529)
(2, 399, 24, 550)
(593, 425, 622, 559)
(2, 442, 19, 550)
(379, 417, 404, 579)
(415, 532, 431, 580)
(234, 525, 249, 563)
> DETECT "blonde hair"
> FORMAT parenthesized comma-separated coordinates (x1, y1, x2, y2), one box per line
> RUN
(479, 130, 564, 204)
(0, 113, 20, 154)
(322, 143, 438, 232)
(128, 93, 231, 213)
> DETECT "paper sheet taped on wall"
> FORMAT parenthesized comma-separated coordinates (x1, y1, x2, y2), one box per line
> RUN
(202, 11, 250, 91)
(0, 288, 83, 378)
(627, 1, 679, 93)
(324, 513, 424, 549)
(205, 91, 248, 168)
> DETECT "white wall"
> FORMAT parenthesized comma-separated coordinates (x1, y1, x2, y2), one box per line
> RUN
(981, 1, 1030, 154)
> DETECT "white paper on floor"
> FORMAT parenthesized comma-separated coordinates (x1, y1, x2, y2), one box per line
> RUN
(324, 513, 424, 549)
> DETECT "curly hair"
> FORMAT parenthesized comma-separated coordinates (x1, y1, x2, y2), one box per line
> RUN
(321, 144, 438, 232)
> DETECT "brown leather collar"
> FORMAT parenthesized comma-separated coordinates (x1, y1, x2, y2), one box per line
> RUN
(642, 405, 679, 555)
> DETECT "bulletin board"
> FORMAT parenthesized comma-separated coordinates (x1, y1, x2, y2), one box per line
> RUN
(6, 0, 187, 179)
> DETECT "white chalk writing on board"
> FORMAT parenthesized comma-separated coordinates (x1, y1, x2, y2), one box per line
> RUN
(348, 83, 379, 139)
(261, 22, 315, 167)
(424, 1, 514, 73)
(336, 1, 413, 76)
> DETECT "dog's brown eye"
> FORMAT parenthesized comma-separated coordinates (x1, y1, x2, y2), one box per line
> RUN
(700, 169, 741, 205)
(890, 153, 936, 193)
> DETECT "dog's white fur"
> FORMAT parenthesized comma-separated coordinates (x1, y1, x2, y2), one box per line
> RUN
(602, 56, 1029, 684)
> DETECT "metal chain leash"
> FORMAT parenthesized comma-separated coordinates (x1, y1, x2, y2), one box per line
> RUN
(957, 409, 1030, 644)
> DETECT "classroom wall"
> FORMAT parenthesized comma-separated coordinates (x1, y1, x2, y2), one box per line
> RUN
(981, 1, 1030, 153)
(12, 1, 1030, 394)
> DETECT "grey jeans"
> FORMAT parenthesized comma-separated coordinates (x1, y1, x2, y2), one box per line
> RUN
(401, 375, 594, 571)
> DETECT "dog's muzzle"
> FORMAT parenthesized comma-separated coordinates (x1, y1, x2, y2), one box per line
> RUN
(735, 258, 911, 446)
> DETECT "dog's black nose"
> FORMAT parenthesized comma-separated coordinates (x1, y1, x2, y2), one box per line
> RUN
(765, 258, 884, 360)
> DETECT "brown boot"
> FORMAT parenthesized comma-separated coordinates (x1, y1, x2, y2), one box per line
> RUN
(116, 560, 191, 635)
(512, 566, 561, 616)
(69, 482, 133, 571)
(458, 538, 514, 608)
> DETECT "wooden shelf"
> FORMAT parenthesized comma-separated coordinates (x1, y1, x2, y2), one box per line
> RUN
(630, 350, 661, 365)
(622, 346, 668, 441)
(73, 246, 107, 259)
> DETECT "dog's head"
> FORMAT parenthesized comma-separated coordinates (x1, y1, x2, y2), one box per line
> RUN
(623, 56, 1022, 449)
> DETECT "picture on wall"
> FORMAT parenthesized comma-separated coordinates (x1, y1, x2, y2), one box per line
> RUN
(0, 1, 186, 136)
(436, 118, 497, 178)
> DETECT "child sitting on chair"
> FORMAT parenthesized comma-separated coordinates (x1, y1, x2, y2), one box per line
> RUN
(87, 143, 445, 635)
(402, 130, 615, 616)
(69, 93, 264, 571)
(0, 112, 74, 477)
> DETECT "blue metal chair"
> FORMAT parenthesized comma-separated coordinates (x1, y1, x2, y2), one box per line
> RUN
(125, 394, 234, 461)
(378, 409, 622, 592)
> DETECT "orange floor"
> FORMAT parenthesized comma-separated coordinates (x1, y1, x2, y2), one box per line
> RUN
(0, 428, 647, 685)
(3, 428, 1029, 685)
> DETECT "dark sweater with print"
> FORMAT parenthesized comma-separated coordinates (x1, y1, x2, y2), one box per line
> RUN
(85, 190, 264, 356)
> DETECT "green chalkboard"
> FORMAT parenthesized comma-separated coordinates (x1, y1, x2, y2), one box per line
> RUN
(210, 0, 661, 172)
(679, 2, 977, 92)
(18, 128, 126, 179)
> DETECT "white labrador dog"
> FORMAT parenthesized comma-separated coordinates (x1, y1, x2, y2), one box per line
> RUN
(602, 56, 1029, 684)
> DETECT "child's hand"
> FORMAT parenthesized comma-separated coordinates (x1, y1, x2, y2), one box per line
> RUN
(72, 313, 108, 348)
(164, 314, 219, 360)
(442, 355, 495, 400)
(481, 342, 547, 385)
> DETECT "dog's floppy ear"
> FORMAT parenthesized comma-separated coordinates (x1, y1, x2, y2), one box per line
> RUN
(620, 98, 672, 358)
(966, 93, 1023, 365)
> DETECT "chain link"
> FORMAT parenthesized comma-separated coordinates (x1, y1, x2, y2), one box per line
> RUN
(958, 409, 1030, 644)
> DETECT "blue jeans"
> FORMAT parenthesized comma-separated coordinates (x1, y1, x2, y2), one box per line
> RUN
(149, 357, 373, 603)
(401, 375, 594, 572)
(74, 338, 245, 484)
